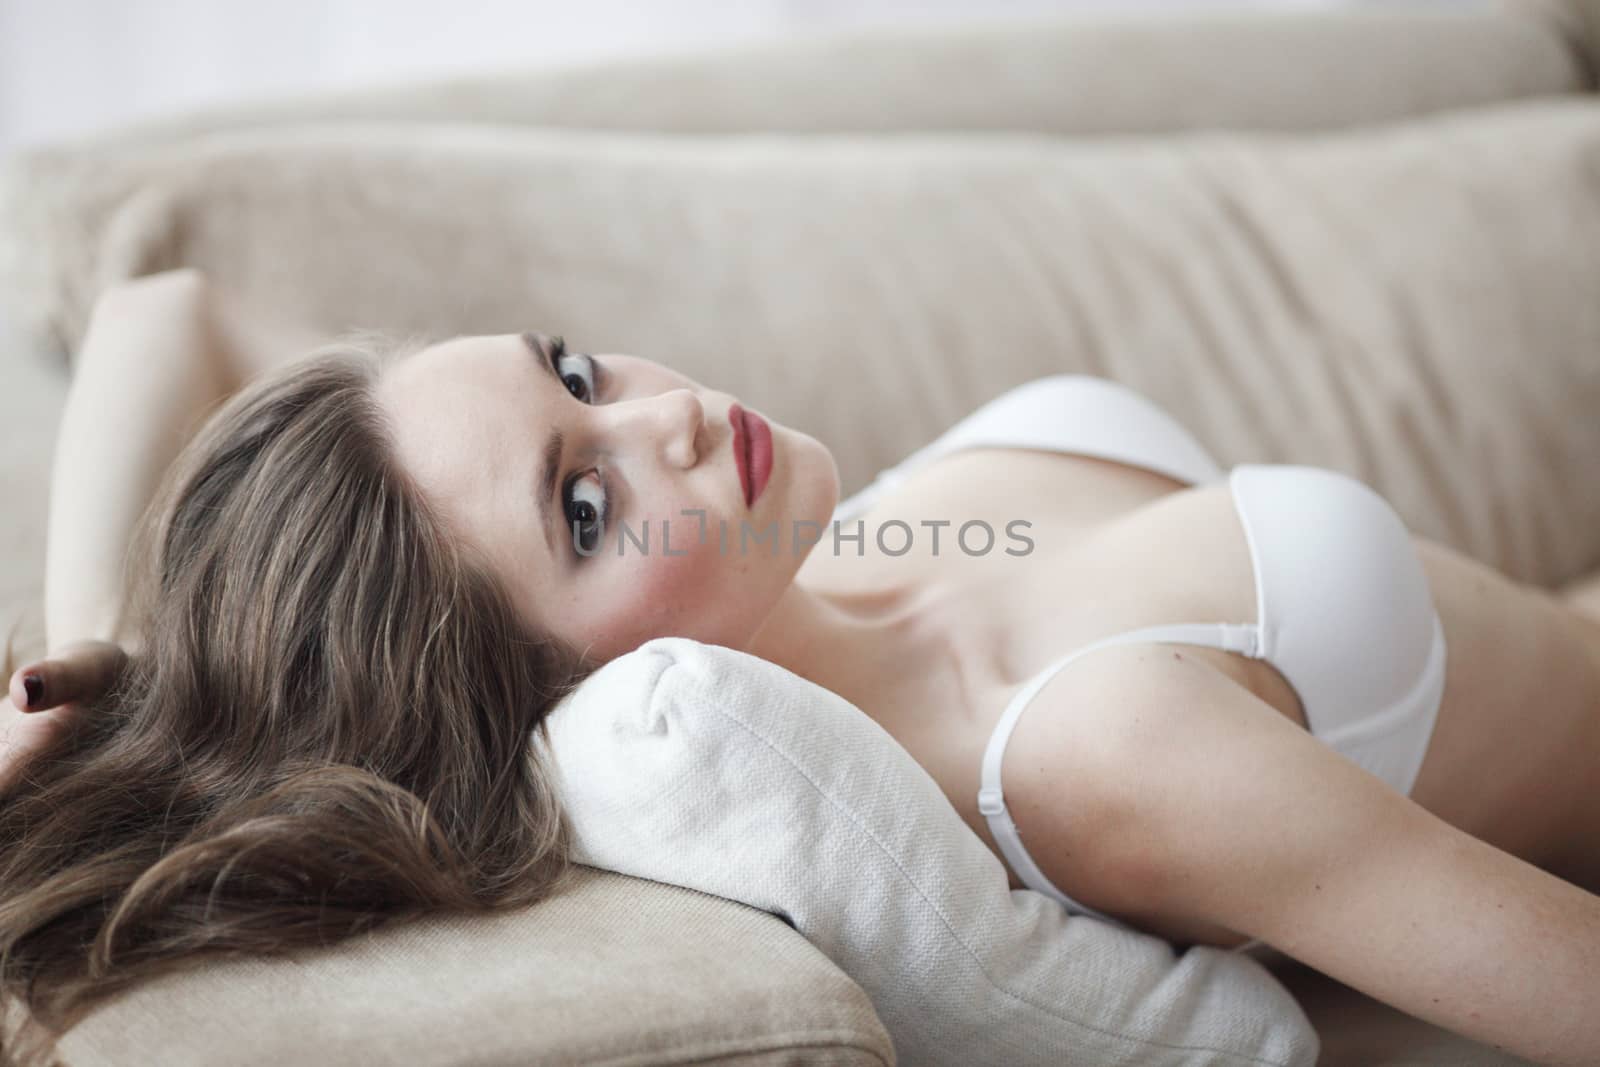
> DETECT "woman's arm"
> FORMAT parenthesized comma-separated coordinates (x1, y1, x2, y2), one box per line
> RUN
(1076, 646, 1600, 1065)
(46, 271, 339, 657)
(47, 265, 358, 658)
(45, 269, 232, 655)
(46, 270, 343, 656)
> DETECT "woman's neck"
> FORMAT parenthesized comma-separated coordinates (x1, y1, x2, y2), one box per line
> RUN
(740, 574, 958, 721)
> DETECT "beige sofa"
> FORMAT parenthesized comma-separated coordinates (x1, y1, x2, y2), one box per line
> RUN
(3, 4, 1600, 1063)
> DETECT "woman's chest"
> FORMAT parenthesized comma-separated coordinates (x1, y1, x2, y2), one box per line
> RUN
(800, 447, 1308, 826)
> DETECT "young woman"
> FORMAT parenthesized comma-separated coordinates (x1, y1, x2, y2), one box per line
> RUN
(3, 268, 1597, 1065)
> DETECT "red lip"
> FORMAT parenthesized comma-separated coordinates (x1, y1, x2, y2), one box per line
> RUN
(728, 403, 774, 508)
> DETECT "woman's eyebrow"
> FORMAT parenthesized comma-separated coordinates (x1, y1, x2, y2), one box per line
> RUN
(522, 332, 564, 563)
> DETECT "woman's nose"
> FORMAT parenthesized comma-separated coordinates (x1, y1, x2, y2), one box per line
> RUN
(603, 388, 704, 468)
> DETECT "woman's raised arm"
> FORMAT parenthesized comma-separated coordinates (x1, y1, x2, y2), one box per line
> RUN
(45, 269, 239, 655)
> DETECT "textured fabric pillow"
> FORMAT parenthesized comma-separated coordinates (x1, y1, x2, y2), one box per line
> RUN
(542, 636, 1319, 1067)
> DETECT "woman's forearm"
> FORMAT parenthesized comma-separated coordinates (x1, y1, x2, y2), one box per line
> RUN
(44, 270, 233, 656)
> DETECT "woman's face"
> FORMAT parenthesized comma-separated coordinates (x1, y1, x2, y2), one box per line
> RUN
(375, 332, 839, 665)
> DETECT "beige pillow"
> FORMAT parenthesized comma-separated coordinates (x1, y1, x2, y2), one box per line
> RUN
(2, 98, 1599, 591)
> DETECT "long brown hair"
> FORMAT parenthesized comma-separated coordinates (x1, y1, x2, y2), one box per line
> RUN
(0, 336, 594, 1065)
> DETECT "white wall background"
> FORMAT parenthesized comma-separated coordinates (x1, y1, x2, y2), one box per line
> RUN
(1, 0, 1386, 154)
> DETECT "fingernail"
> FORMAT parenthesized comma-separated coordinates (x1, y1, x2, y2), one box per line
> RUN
(21, 672, 43, 709)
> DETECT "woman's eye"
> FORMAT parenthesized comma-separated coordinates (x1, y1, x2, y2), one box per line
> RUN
(549, 337, 604, 557)
(556, 348, 599, 404)
(564, 474, 607, 557)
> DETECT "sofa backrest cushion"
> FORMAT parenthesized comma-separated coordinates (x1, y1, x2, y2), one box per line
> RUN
(5, 101, 1600, 590)
(45, 6, 1597, 147)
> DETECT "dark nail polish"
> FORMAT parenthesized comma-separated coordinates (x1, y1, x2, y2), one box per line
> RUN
(21, 673, 43, 708)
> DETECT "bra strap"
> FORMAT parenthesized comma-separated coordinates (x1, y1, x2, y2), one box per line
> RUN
(977, 621, 1259, 916)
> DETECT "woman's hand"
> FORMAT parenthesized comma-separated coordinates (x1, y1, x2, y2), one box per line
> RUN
(1, 639, 128, 792)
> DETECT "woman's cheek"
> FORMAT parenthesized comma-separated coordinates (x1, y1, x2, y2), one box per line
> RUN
(595, 539, 727, 649)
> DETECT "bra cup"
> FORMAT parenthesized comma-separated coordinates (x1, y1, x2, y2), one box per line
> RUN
(1229, 464, 1440, 742)
(832, 375, 1224, 524)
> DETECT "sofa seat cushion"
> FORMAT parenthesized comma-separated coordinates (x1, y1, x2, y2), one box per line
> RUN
(54, 865, 892, 1066)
